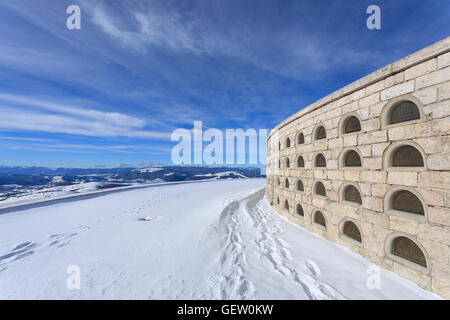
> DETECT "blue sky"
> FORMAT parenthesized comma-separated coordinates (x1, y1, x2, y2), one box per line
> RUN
(0, 0, 448, 167)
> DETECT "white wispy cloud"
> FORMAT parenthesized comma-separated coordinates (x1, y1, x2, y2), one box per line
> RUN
(86, 0, 386, 80)
(0, 94, 170, 140)
(0, 94, 145, 128)
(1, 140, 172, 155)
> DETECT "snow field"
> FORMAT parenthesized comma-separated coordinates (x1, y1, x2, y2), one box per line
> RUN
(0, 179, 441, 299)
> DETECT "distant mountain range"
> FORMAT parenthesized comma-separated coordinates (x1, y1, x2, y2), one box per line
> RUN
(0, 165, 265, 188)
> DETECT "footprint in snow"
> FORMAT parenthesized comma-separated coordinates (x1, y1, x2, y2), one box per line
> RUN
(0, 241, 36, 264)
(306, 259, 321, 277)
(138, 216, 160, 222)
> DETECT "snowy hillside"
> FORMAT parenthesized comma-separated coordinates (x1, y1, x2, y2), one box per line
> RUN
(0, 179, 441, 299)
(0, 166, 263, 206)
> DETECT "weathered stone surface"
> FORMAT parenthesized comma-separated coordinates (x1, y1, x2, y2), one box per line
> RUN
(358, 130, 388, 145)
(416, 67, 450, 89)
(370, 102, 384, 118)
(363, 196, 383, 212)
(385, 72, 404, 88)
(362, 118, 380, 132)
(362, 209, 389, 228)
(388, 124, 415, 140)
(393, 263, 431, 289)
(381, 81, 415, 100)
(390, 216, 419, 234)
(359, 145, 372, 157)
(342, 101, 359, 114)
(438, 52, 450, 69)
(423, 102, 450, 119)
(267, 38, 450, 299)
(432, 277, 450, 299)
(356, 107, 370, 120)
(412, 86, 438, 105)
(366, 80, 385, 95)
(343, 134, 357, 147)
(361, 171, 387, 184)
(438, 81, 450, 101)
(371, 142, 390, 157)
(419, 238, 449, 264)
(405, 59, 437, 80)
(327, 170, 344, 181)
(344, 170, 360, 182)
(418, 188, 444, 207)
(418, 171, 450, 188)
(417, 223, 449, 245)
(427, 153, 450, 170)
(414, 136, 443, 154)
(363, 157, 382, 170)
(427, 207, 450, 227)
(328, 138, 343, 149)
(360, 93, 380, 108)
(414, 119, 450, 138)
(350, 88, 366, 102)
(387, 171, 418, 187)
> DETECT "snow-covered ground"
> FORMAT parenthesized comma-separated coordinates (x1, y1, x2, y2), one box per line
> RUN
(0, 181, 137, 208)
(0, 179, 441, 299)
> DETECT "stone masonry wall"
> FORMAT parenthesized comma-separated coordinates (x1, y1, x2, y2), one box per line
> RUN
(266, 37, 450, 299)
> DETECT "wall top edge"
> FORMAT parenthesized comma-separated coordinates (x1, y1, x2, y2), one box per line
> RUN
(267, 36, 450, 140)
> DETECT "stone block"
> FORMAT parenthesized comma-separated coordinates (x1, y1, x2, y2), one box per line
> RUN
(414, 136, 443, 154)
(361, 171, 387, 184)
(360, 93, 380, 108)
(418, 188, 444, 207)
(427, 207, 450, 227)
(362, 118, 380, 132)
(362, 196, 383, 212)
(412, 86, 438, 105)
(417, 223, 449, 245)
(416, 67, 450, 89)
(432, 277, 450, 300)
(414, 118, 450, 138)
(438, 52, 450, 69)
(356, 107, 370, 120)
(388, 123, 415, 140)
(342, 101, 359, 114)
(344, 170, 360, 182)
(359, 145, 372, 157)
(418, 171, 450, 189)
(358, 130, 387, 145)
(392, 263, 431, 290)
(328, 138, 343, 149)
(362, 209, 390, 228)
(405, 58, 437, 80)
(438, 81, 450, 101)
(363, 157, 382, 170)
(387, 171, 418, 187)
(419, 237, 449, 264)
(371, 183, 389, 198)
(423, 102, 450, 119)
(381, 81, 414, 100)
(390, 215, 419, 234)
(343, 134, 358, 147)
(427, 154, 450, 170)
(384, 72, 404, 88)
(366, 80, 385, 95)
(371, 142, 390, 157)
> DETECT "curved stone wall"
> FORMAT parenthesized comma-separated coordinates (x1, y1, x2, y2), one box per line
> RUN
(266, 37, 450, 299)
